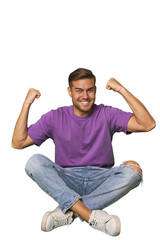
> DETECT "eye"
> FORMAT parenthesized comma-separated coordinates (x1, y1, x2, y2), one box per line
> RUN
(88, 88, 94, 93)
(76, 89, 82, 93)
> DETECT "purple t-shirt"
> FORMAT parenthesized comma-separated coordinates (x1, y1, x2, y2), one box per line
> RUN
(28, 104, 133, 168)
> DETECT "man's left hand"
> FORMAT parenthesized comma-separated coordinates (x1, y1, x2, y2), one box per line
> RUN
(106, 78, 124, 93)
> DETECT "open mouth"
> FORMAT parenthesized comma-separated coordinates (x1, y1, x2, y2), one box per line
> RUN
(80, 101, 90, 107)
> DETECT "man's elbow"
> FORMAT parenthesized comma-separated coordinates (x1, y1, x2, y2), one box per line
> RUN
(11, 140, 24, 149)
(145, 119, 156, 132)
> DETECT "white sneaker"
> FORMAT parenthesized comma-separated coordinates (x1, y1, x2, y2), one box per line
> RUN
(41, 206, 74, 232)
(89, 210, 121, 236)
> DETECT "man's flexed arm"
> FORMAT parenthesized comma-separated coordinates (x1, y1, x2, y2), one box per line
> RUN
(106, 78, 156, 132)
(12, 88, 41, 149)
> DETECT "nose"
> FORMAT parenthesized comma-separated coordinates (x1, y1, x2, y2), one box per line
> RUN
(82, 91, 89, 99)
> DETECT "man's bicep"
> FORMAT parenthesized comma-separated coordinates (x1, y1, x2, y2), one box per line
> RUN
(22, 135, 35, 148)
(127, 115, 145, 132)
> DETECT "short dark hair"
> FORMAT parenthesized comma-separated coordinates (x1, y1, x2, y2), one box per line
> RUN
(68, 68, 96, 87)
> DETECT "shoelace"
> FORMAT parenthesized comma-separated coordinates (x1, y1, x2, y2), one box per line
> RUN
(89, 212, 112, 233)
(90, 219, 109, 232)
(52, 214, 73, 228)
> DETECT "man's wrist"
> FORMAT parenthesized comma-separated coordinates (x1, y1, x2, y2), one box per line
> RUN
(23, 101, 32, 109)
(118, 86, 127, 95)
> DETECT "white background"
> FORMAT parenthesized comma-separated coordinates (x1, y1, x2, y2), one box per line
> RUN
(0, 0, 159, 239)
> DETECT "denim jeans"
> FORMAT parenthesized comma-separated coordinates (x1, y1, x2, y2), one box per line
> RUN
(25, 154, 142, 214)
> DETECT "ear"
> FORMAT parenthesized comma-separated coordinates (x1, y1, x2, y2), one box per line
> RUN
(67, 86, 72, 97)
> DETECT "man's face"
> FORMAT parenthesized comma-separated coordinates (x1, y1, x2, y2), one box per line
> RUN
(68, 78, 96, 117)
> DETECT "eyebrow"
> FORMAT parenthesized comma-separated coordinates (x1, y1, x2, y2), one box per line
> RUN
(88, 87, 94, 90)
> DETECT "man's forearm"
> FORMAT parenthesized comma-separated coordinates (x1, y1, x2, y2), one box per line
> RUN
(12, 102, 30, 148)
(119, 87, 156, 131)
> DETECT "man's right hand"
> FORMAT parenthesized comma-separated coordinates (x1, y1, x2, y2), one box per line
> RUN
(24, 88, 41, 106)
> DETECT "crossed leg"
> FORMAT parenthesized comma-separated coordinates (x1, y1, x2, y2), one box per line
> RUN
(70, 160, 142, 222)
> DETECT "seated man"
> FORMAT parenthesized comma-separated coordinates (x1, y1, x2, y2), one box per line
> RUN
(12, 68, 155, 236)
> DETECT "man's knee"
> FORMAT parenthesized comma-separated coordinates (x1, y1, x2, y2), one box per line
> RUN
(123, 160, 142, 175)
(25, 154, 42, 176)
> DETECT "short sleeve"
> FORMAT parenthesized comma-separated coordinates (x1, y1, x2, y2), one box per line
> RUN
(28, 110, 53, 146)
(105, 106, 134, 135)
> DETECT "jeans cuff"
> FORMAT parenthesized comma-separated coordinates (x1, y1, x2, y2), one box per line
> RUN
(61, 195, 81, 214)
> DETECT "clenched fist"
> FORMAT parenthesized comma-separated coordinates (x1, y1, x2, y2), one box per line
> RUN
(106, 78, 124, 93)
(24, 88, 41, 105)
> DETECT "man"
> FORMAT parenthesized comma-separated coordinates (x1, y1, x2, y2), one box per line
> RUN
(12, 68, 155, 236)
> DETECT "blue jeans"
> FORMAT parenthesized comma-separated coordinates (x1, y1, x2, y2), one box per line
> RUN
(25, 154, 142, 214)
